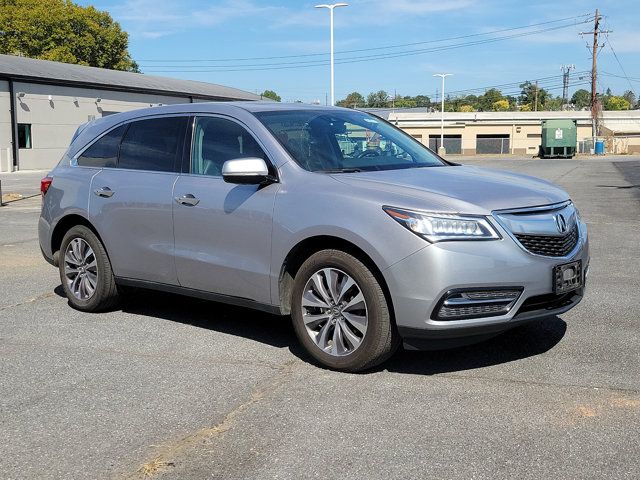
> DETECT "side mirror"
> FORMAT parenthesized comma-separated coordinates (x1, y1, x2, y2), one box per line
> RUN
(222, 157, 272, 185)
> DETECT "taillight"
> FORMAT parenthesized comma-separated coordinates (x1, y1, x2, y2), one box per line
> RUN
(41, 176, 53, 199)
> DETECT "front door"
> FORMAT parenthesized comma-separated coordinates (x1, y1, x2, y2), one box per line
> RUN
(172, 116, 278, 305)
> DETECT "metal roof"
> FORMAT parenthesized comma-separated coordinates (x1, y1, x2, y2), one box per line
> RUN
(0, 54, 261, 101)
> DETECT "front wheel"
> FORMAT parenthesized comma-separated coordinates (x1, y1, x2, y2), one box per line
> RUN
(59, 225, 120, 312)
(291, 250, 399, 372)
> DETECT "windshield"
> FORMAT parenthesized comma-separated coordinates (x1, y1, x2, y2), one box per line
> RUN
(253, 109, 445, 172)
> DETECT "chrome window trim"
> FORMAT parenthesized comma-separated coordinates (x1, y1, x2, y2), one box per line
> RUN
(491, 201, 583, 259)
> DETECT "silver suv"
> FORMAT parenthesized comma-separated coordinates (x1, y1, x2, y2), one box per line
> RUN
(39, 103, 589, 371)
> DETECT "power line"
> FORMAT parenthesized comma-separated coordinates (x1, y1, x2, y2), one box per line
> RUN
(604, 32, 635, 94)
(444, 72, 590, 97)
(142, 22, 592, 73)
(601, 71, 640, 83)
(138, 13, 593, 64)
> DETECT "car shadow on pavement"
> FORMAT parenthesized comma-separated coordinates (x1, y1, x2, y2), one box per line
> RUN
(118, 288, 304, 353)
(55, 285, 567, 374)
(379, 316, 567, 375)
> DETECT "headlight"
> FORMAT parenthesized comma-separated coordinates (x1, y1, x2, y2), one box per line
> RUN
(383, 206, 500, 242)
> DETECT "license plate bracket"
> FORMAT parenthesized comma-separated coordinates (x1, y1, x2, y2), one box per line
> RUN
(553, 260, 583, 294)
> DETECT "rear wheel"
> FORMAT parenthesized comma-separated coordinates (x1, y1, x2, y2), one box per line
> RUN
(59, 225, 120, 312)
(291, 249, 399, 372)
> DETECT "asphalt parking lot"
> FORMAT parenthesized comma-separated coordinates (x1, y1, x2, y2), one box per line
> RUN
(1, 157, 639, 479)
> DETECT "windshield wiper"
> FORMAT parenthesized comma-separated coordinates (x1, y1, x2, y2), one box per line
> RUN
(316, 168, 362, 173)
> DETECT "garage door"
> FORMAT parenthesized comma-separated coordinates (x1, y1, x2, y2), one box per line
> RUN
(428, 135, 462, 154)
(476, 134, 510, 154)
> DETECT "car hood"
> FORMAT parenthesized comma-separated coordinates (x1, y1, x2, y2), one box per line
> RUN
(330, 165, 569, 214)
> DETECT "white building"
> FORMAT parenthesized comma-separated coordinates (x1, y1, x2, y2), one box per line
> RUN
(0, 54, 261, 171)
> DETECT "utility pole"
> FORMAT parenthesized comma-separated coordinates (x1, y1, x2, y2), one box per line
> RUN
(534, 81, 539, 112)
(580, 9, 611, 147)
(561, 64, 575, 105)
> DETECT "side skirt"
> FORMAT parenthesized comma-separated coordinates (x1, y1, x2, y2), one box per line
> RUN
(115, 277, 283, 316)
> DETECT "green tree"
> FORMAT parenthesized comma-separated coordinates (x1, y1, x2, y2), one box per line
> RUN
(519, 82, 549, 111)
(0, 0, 138, 71)
(622, 90, 637, 108)
(260, 90, 281, 102)
(394, 96, 417, 108)
(492, 99, 510, 111)
(367, 90, 390, 108)
(336, 91, 365, 108)
(413, 95, 431, 108)
(604, 96, 631, 110)
(571, 89, 591, 109)
(544, 96, 564, 111)
(477, 88, 504, 111)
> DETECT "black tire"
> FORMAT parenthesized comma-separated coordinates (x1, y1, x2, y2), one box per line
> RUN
(58, 225, 120, 312)
(291, 249, 399, 372)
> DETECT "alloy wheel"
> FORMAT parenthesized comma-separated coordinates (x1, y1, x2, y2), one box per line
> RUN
(301, 268, 368, 356)
(64, 238, 98, 300)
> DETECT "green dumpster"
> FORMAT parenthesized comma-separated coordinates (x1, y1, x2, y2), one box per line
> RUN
(539, 119, 577, 158)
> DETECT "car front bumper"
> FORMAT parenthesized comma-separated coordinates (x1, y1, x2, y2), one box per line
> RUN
(382, 219, 589, 347)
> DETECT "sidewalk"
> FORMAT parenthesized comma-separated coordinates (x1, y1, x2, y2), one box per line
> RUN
(0, 170, 47, 201)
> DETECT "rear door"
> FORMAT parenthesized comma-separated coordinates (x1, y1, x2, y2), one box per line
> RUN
(88, 115, 188, 285)
(172, 115, 278, 304)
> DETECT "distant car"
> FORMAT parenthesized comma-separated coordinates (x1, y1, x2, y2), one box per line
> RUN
(39, 103, 589, 371)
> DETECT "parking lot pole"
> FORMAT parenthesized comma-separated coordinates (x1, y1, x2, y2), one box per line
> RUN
(0, 179, 4, 207)
(433, 73, 452, 155)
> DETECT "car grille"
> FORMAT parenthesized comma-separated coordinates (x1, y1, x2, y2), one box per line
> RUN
(514, 226, 578, 257)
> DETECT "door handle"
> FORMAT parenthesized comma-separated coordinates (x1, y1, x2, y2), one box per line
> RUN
(175, 193, 200, 206)
(94, 186, 114, 198)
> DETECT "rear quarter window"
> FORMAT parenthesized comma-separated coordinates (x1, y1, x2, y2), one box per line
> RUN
(77, 125, 126, 168)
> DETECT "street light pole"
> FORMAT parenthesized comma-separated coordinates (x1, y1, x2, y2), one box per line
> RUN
(315, 3, 348, 106)
(433, 73, 452, 155)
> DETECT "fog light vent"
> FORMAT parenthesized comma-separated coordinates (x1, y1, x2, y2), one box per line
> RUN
(433, 288, 523, 321)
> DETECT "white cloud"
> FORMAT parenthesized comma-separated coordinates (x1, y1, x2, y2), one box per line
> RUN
(110, 0, 281, 37)
(359, 0, 476, 15)
(111, 0, 479, 37)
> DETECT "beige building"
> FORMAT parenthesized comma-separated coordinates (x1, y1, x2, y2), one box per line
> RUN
(0, 54, 260, 171)
(374, 109, 640, 156)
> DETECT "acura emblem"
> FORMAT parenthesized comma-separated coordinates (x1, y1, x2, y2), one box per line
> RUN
(554, 213, 568, 234)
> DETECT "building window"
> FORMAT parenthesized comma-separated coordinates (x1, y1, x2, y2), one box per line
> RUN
(18, 124, 32, 149)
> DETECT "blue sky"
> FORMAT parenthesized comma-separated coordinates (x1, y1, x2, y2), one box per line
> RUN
(83, 0, 640, 102)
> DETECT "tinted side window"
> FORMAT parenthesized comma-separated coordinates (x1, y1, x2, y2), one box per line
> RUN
(77, 125, 126, 168)
(191, 117, 266, 176)
(119, 117, 187, 172)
